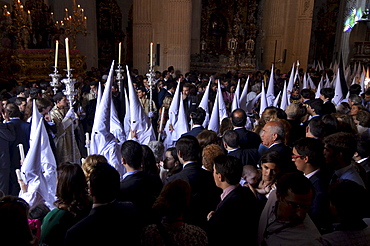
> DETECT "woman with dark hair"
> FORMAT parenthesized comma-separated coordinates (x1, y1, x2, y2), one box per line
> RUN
(0, 195, 37, 246)
(141, 179, 208, 246)
(40, 163, 91, 246)
(162, 147, 182, 182)
(141, 145, 160, 176)
(251, 151, 296, 203)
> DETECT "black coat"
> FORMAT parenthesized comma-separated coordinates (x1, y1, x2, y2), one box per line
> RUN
(207, 186, 259, 246)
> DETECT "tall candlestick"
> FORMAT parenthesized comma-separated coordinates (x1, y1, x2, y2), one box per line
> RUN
(55, 40, 59, 68)
(118, 42, 122, 64)
(65, 38, 70, 71)
(150, 42, 153, 67)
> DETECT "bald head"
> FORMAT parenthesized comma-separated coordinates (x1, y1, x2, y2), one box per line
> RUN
(261, 121, 285, 147)
(231, 109, 247, 127)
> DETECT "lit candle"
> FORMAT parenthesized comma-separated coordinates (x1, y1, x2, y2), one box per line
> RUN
(55, 40, 59, 68)
(84, 16, 87, 27)
(65, 8, 68, 18)
(118, 42, 121, 64)
(51, 12, 54, 21)
(65, 37, 70, 71)
(150, 42, 153, 67)
(27, 10, 31, 24)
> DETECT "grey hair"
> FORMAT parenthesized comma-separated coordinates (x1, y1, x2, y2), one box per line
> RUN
(148, 141, 165, 162)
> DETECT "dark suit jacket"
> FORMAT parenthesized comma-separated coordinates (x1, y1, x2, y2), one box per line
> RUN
(322, 101, 336, 115)
(9, 119, 30, 168)
(119, 171, 162, 225)
(228, 148, 260, 168)
(65, 201, 140, 246)
(308, 170, 331, 233)
(267, 143, 293, 166)
(182, 125, 205, 138)
(167, 162, 221, 229)
(158, 88, 171, 107)
(183, 95, 199, 123)
(234, 127, 261, 149)
(207, 186, 259, 246)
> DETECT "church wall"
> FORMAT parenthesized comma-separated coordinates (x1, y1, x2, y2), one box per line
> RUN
(259, 0, 314, 72)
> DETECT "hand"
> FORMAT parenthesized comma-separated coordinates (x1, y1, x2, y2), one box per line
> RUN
(65, 107, 76, 120)
(44, 113, 52, 122)
(207, 211, 215, 221)
(130, 128, 137, 139)
(169, 124, 174, 132)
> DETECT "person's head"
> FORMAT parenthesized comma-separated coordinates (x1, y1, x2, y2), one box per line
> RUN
(321, 114, 339, 136)
(219, 117, 233, 136)
(261, 121, 285, 147)
(89, 162, 120, 204)
(259, 151, 283, 182)
(242, 165, 261, 186)
(14, 97, 27, 112)
(306, 99, 323, 116)
(148, 141, 165, 163)
(348, 94, 362, 106)
(53, 92, 68, 109)
(182, 83, 191, 97)
(5, 103, 21, 118)
(306, 117, 325, 139)
(213, 155, 242, 188)
(349, 84, 362, 96)
(152, 179, 191, 221)
(323, 132, 357, 169)
(55, 163, 90, 216)
(285, 103, 307, 121)
(29, 87, 41, 99)
(292, 138, 325, 173)
(137, 87, 146, 99)
(364, 88, 370, 103)
(231, 108, 247, 127)
(176, 135, 200, 163)
(356, 110, 370, 127)
(222, 129, 239, 149)
(349, 103, 364, 116)
(276, 172, 313, 224)
(82, 154, 108, 180)
(300, 89, 315, 101)
(141, 145, 159, 175)
(202, 144, 224, 172)
(196, 129, 218, 150)
(164, 147, 180, 170)
(329, 179, 368, 222)
(190, 107, 206, 125)
(0, 196, 34, 245)
(37, 97, 53, 114)
(319, 88, 334, 101)
(121, 140, 143, 170)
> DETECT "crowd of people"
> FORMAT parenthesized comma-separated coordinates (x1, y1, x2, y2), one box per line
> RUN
(1, 64, 370, 245)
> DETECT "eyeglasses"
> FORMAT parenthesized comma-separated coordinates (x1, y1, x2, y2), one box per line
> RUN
(291, 155, 304, 160)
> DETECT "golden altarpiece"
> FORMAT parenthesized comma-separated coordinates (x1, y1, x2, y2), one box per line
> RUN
(190, 0, 259, 74)
(0, 0, 86, 82)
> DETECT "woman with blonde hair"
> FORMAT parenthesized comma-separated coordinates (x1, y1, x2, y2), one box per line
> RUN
(81, 154, 108, 180)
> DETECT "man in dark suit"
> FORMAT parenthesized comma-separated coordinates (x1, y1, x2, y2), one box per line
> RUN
(167, 135, 221, 229)
(181, 107, 206, 138)
(5, 103, 30, 196)
(207, 155, 259, 246)
(65, 162, 140, 246)
(182, 83, 199, 124)
(158, 81, 175, 107)
(261, 120, 293, 165)
(231, 108, 261, 149)
(222, 129, 259, 168)
(293, 137, 331, 233)
(319, 88, 336, 115)
(119, 140, 163, 226)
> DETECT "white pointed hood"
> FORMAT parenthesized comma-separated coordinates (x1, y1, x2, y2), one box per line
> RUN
(198, 79, 211, 127)
(126, 65, 155, 145)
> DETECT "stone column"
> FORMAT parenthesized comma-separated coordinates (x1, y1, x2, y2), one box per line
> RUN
(165, 0, 192, 74)
(260, 0, 314, 72)
(133, 0, 152, 75)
